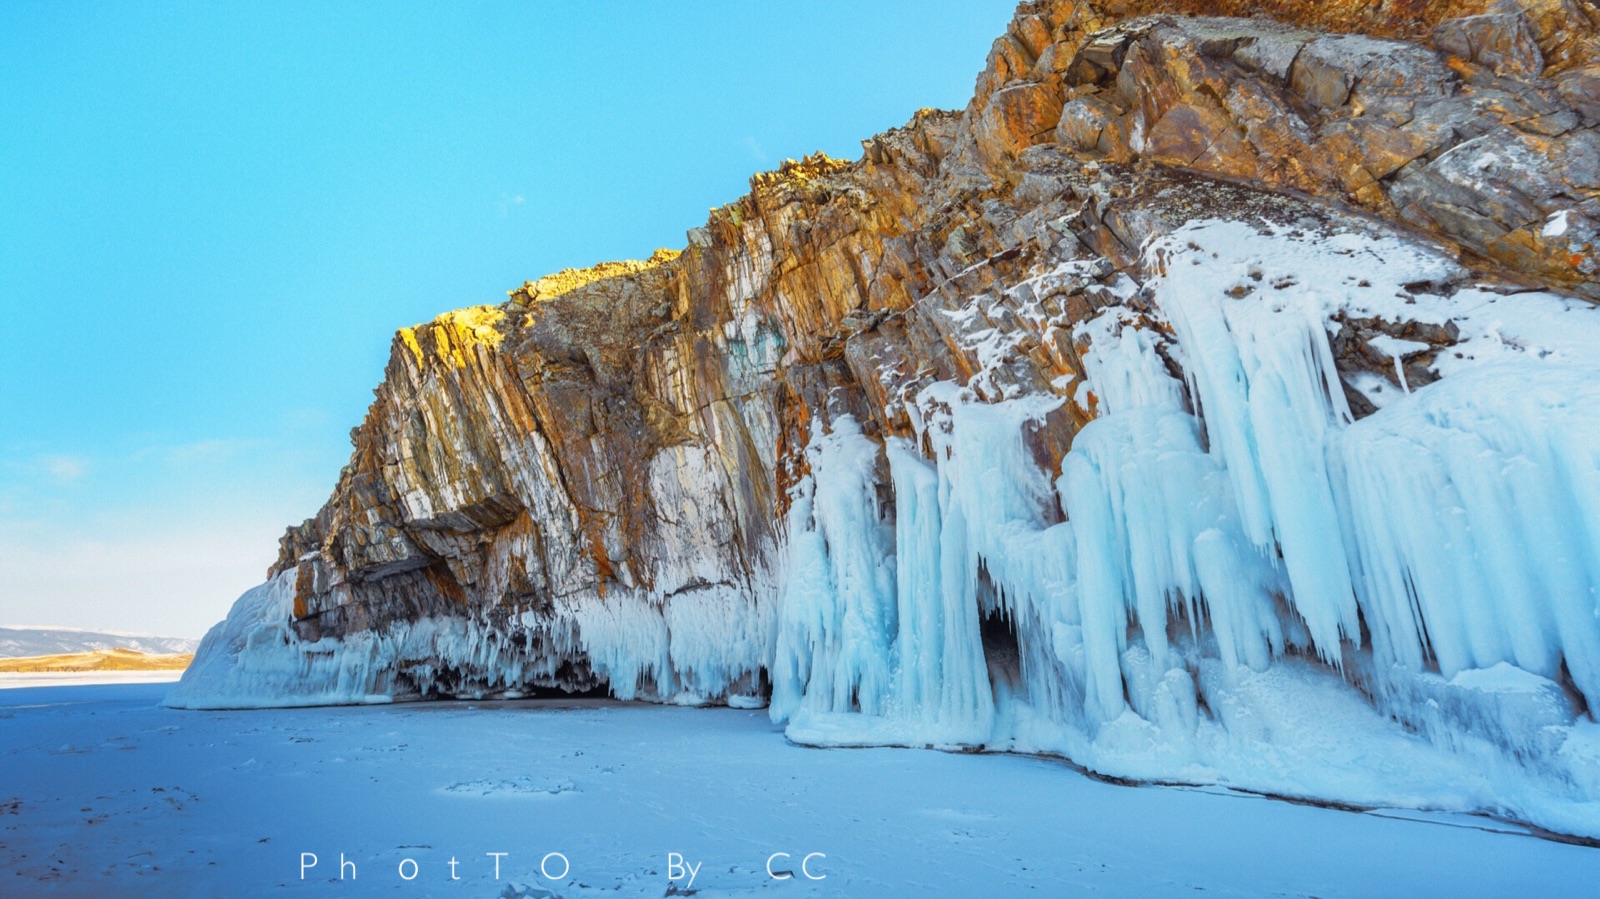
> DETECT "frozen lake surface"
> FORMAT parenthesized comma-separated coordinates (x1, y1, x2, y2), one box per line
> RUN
(2, 678, 1597, 897)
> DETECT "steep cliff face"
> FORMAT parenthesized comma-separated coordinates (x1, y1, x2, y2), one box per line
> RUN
(173, 0, 1600, 837)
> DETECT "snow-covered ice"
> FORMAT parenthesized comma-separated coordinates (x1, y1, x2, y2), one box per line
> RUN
(0, 671, 186, 690)
(765, 219, 1600, 839)
(6, 680, 1600, 897)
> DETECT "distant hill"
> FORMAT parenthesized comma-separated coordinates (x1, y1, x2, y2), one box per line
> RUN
(0, 627, 198, 659)
(0, 647, 192, 672)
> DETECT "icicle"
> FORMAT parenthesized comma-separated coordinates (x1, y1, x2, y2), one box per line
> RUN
(887, 440, 995, 742)
(769, 416, 897, 725)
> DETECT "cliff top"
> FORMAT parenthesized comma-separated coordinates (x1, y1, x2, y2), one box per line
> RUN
(1076, 0, 1507, 41)
(507, 247, 683, 307)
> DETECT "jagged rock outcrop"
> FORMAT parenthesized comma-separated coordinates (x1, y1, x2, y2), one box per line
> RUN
(173, 0, 1600, 838)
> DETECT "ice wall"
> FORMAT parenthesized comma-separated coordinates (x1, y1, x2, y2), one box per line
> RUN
(768, 221, 1600, 837)
(166, 570, 772, 710)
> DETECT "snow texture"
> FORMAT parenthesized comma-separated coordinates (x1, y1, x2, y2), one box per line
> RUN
(17, 681, 1600, 896)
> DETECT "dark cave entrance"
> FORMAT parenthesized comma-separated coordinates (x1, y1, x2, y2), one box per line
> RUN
(980, 604, 1025, 698)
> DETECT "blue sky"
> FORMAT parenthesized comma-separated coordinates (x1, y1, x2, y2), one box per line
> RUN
(0, 1, 1018, 637)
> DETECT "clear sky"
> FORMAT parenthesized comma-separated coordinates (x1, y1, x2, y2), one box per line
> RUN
(0, 2, 1019, 638)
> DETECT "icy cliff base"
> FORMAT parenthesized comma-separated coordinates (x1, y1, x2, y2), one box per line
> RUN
(767, 220, 1600, 838)
(165, 571, 773, 711)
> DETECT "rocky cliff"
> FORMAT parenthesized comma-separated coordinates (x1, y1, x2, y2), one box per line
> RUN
(172, 0, 1600, 838)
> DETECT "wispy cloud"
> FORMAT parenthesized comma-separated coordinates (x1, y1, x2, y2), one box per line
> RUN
(498, 192, 527, 218)
(160, 438, 256, 466)
(745, 135, 768, 165)
(9, 439, 257, 495)
(40, 454, 88, 484)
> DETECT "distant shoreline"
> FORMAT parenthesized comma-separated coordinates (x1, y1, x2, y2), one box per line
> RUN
(0, 648, 192, 673)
